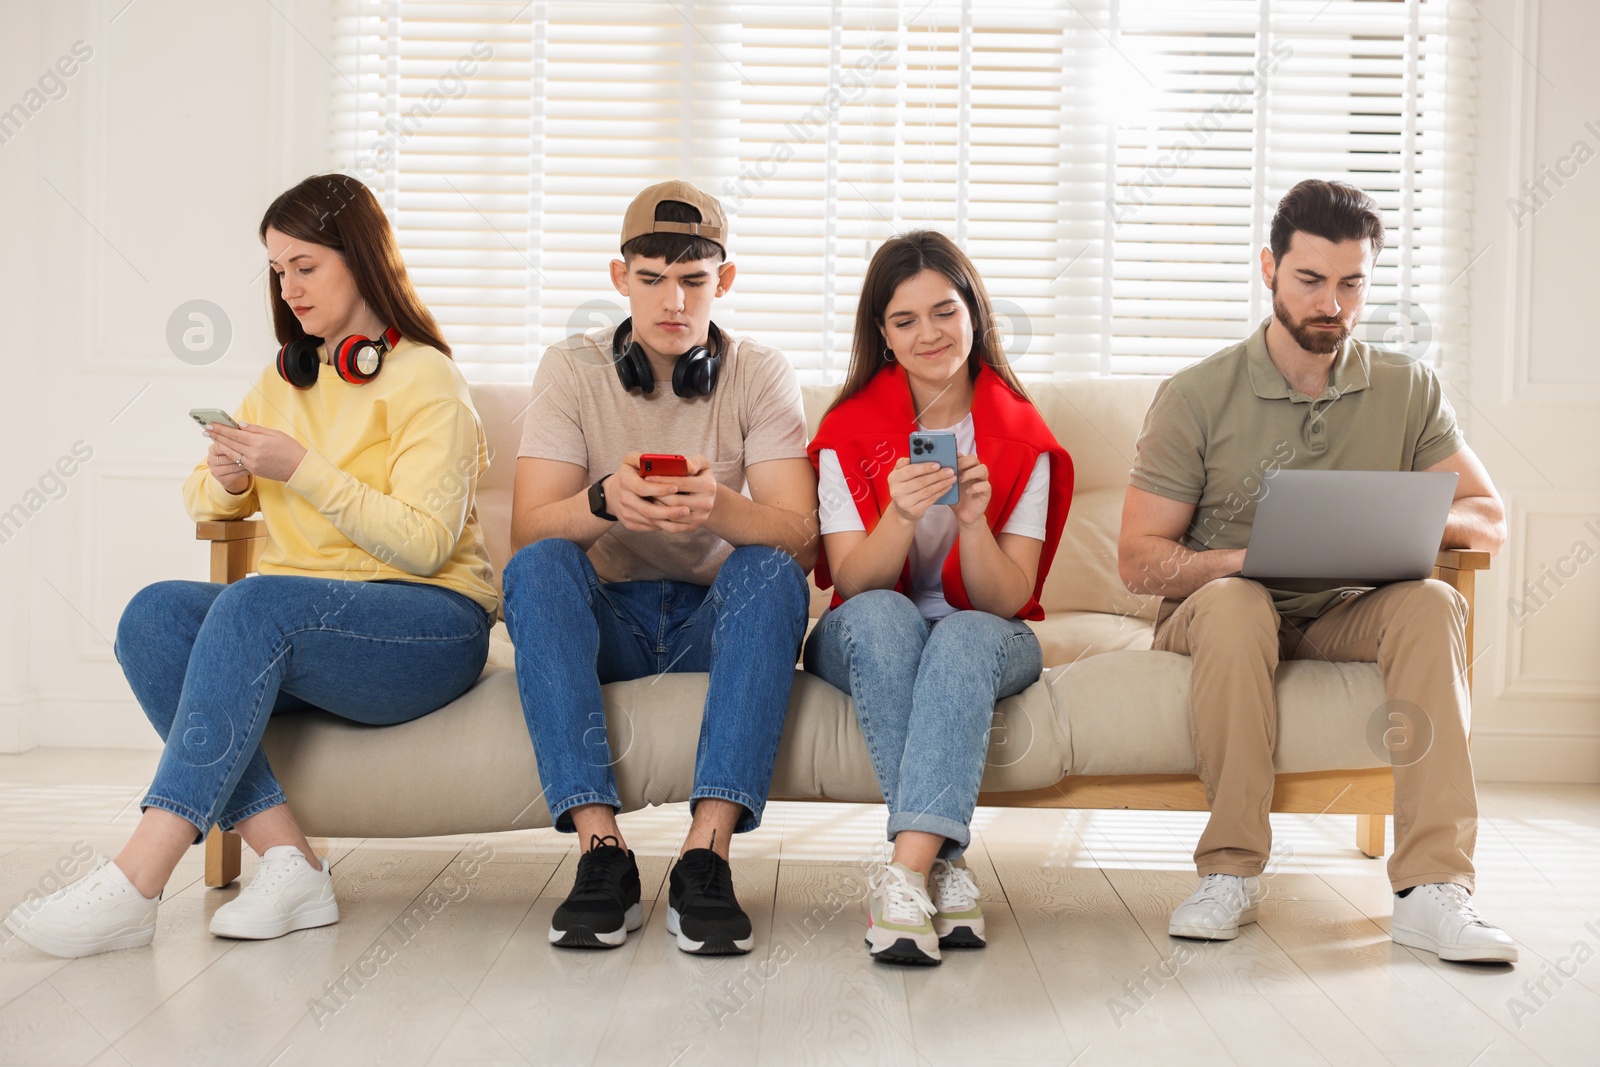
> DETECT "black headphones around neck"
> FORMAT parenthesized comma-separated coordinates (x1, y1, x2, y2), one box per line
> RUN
(276, 326, 401, 389)
(611, 318, 726, 398)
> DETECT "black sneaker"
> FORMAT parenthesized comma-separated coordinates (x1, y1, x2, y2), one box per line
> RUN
(548, 835, 642, 949)
(667, 846, 753, 955)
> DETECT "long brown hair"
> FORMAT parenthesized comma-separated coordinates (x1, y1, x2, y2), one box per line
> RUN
(258, 174, 452, 357)
(829, 229, 1030, 416)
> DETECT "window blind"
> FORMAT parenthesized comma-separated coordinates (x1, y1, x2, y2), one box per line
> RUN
(329, 0, 1476, 385)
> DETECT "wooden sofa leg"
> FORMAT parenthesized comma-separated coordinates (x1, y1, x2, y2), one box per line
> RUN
(1356, 814, 1385, 858)
(205, 827, 241, 888)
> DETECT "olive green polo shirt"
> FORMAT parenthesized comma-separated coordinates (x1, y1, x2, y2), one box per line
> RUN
(1130, 318, 1465, 619)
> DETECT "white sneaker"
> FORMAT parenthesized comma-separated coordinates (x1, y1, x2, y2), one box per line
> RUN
(930, 858, 985, 948)
(1169, 873, 1263, 940)
(866, 862, 940, 965)
(1391, 882, 1518, 963)
(3, 858, 158, 958)
(210, 846, 338, 940)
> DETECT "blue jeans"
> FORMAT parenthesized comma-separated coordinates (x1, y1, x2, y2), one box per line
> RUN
(803, 589, 1043, 858)
(501, 539, 810, 834)
(115, 576, 491, 842)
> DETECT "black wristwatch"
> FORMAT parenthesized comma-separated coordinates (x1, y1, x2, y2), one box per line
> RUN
(588, 475, 617, 522)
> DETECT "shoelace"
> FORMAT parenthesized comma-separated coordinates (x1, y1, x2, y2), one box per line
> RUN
(1190, 873, 1248, 909)
(873, 865, 936, 926)
(571, 835, 628, 896)
(32, 860, 158, 913)
(675, 848, 736, 907)
(931, 861, 980, 912)
(242, 853, 312, 897)
(1428, 883, 1490, 929)
(65, 865, 123, 912)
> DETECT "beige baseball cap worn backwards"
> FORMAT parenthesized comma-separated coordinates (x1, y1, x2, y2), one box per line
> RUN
(620, 180, 728, 252)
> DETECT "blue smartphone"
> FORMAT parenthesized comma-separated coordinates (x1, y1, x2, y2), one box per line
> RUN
(909, 431, 960, 506)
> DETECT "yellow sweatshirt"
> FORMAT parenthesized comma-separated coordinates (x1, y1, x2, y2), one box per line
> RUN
(183, 338, 499, 616)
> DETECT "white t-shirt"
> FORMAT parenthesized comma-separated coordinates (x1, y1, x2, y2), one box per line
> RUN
(819, 413, 1050, 620)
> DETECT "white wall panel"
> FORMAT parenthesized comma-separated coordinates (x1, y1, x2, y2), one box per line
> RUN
(5, 0, 333, 753)
(1466, 0, 1600, 782)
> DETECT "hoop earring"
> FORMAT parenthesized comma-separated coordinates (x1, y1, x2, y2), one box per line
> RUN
(883, 348, 896, 364)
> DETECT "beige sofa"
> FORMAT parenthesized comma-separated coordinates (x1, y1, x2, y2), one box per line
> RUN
(196, 378, 1488, 887)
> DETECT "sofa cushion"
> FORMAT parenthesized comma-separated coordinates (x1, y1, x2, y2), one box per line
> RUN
(1026, 610, 1153, 666)
(1046, 652, 1390, 777)
(260, 657, 1389, 839)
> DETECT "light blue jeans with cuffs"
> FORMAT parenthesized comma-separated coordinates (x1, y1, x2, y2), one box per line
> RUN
(803, 589, 1043, 859)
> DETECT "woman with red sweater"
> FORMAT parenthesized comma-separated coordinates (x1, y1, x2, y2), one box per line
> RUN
(805, 231, 1073, 966)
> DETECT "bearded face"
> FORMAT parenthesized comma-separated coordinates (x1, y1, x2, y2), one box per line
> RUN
(1264, 232, 1373, 355)
(1271, 284, 1354, 354)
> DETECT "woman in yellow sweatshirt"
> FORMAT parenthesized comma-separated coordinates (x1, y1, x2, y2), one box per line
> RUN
(3, 175, 499, 959)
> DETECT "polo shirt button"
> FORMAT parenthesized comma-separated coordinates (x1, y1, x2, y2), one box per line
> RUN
(1312, 425, 1322, 434)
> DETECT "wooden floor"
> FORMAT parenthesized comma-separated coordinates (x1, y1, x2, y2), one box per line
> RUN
(1, 749, 1596, 1066)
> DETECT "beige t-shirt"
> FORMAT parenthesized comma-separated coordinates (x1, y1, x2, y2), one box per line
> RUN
(1130, 318, 1465, 619)
(518, 325, 809, 586)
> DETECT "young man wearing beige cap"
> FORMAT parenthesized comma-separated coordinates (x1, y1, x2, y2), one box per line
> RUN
(502, 180, 818, 955)
(1117, 179, 1516, 964)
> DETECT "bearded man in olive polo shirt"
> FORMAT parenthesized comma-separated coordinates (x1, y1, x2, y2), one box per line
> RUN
(1117, 179, 1516, 963)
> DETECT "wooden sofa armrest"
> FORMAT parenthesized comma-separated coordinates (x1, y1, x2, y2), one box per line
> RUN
(196, 518, 264, 888)
(1433, 549, 1491, 572)
(196, 519, 265, 585)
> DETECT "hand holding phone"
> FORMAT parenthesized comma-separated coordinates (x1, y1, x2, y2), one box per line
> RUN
(609, 452, 716, 534)
(951, 453, 993, 529)
(887, 432, 960, 523)
(203, 429, 253, 494)
(644, 453, 718, 535)
(910, 431, 960, 506)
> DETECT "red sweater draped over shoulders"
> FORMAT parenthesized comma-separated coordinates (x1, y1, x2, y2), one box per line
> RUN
(807, 363, 1074, 620)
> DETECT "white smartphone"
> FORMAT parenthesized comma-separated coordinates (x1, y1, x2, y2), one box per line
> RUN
(189, 408, 240, 430)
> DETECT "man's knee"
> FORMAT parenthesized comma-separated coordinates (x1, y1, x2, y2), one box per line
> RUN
(1185, 577, 1278, 638)
(1397, 578, 1468, 629)
(502, 538, 588, 604)
(1194, 576, 1274, 612)
(722, 544, 803, 583)
(717, 546, 807, 614)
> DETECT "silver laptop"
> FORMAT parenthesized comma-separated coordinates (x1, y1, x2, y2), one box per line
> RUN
(1241, 470, 1458, 582)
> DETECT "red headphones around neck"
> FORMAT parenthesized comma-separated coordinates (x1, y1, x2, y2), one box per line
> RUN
(276, 326, 401, 388)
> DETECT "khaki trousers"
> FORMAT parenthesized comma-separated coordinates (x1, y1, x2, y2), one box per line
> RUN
(1152, 577, 1476, 892)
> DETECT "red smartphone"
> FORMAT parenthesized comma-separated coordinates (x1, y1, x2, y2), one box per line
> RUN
(639, 453, 690, 478)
